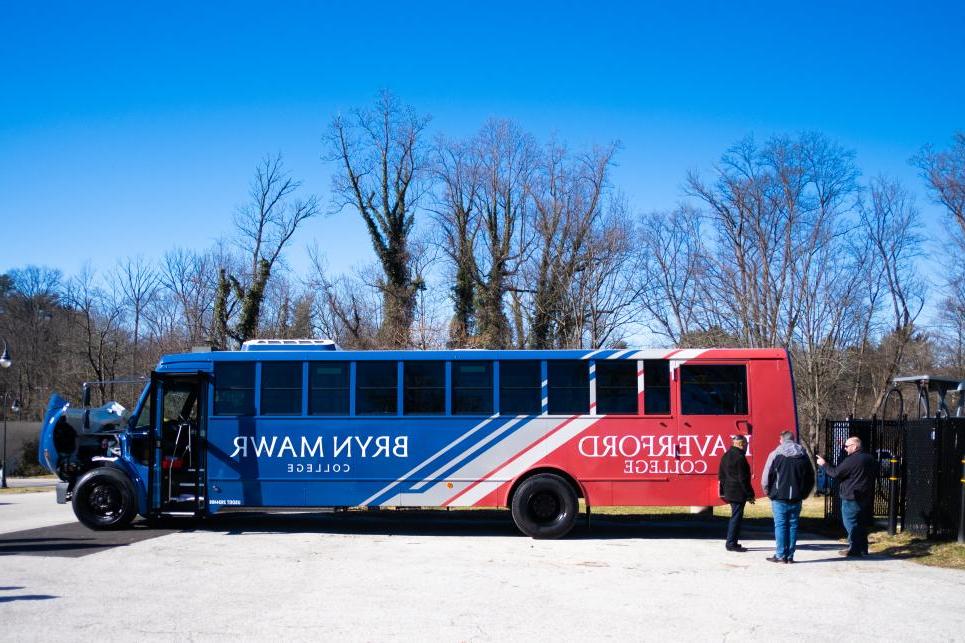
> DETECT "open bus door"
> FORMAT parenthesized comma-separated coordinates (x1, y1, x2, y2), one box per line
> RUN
(150, 372, 208, 519)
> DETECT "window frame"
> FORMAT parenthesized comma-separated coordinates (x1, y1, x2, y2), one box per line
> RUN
(213, 362, 256, 417)
(451, 360, 494, 416)
(403, 360, 446, 416)
(355, 360, 400, 416)
(308, 361, 351, 416)
(498, 360, 543, 416)
(547, 360, 590, 416)
(259, 361, 304, 416)
(679, 362, 750, 416)
(595, 360, 638, 416)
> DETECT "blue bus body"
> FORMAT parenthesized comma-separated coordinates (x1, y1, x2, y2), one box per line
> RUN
(39, 341, 797, 537)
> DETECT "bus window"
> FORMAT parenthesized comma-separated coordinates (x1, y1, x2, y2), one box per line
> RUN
(261, 362, 302, 415)
(309, 362, 349, 415)
(643, 360, 670, 414)
(548, 361, 589, 415)
(134, 387, 152, 428)
(681, 364, 748, 415)
(452, 361, 493, 415)
(499, 361, 541, 415)
(404, 361, 445, 415)
(356, 361, 398, 415)
(596, 361, 636, 414)
(214, 363, 255, 416)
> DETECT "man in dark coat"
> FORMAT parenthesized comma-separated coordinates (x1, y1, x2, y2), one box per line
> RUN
(762, 431, 815, 564)
(817, 436, 877, 557)
(718, 434, 755, 552)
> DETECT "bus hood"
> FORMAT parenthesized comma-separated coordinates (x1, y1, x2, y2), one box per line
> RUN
(39, 394, 70, 474)
(38, 393, 130, 476)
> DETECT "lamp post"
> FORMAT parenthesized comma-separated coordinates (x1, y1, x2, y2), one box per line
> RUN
(0, 339, 11, 488)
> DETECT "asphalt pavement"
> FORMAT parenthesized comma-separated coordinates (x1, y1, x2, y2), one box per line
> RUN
(2, 490, 963, 641)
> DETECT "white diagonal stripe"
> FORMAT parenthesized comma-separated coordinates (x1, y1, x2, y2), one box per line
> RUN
(409, 415, 526, 490)
(403, 416, 560, 506)
(359, 415, 499, 506)
(450, 416, 604, 507)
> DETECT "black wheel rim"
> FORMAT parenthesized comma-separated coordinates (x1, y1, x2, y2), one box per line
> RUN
(526, 490, 562, 525)
(87, 483, 122, 519)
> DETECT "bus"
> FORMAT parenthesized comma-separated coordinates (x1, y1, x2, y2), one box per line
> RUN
(39, 340, 798, 538)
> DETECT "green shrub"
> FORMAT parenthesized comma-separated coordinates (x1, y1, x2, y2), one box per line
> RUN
(13, 437, 49, 477)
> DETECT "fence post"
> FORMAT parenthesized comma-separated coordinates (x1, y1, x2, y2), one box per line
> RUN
(889, 458, 899, 536)
(958, 457, 965, 545)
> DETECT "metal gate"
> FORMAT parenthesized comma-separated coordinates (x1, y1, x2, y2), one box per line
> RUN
(820, 417, 904, 522)
(903, 418, 965, 538)
(822, 416, 965, 539)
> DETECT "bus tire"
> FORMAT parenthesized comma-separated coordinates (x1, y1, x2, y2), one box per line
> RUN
(72, 467, 137, 530)
(510, 473, 578, 539)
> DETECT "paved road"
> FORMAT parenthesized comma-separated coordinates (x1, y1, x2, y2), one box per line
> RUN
(2, 491, 963, 641)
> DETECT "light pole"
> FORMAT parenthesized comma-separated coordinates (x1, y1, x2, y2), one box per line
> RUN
(0, 339, 11, 488)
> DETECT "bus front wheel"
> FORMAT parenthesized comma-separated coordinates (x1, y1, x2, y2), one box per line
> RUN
(510, 473, 578, 539)
(72, 467, 137, 530)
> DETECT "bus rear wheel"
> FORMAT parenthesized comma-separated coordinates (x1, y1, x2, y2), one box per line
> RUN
(510, 473, 578, 539)
(72, 467, 137, 530)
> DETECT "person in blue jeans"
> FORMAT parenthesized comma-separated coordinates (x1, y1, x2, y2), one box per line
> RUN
(761, 431, 815, 564)
(817, 436, 877, 557)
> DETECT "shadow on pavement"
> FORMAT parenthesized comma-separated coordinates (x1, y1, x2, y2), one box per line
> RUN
(163, 510, 832, 543)
(0, 511, 840, 555)
(0, 594, 59, 603)
(0, 522, 180, 558)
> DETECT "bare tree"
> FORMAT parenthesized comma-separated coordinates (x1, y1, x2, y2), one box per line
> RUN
(214, 154, 320, 346)
(527, 141, 618, 348)
(159, 247, 222, 346)
(325, 91, 430, 348)
(0, 267, 64, 417)
(473, 120, 538, 349)
(564, 197, 639, 348)
(636, 207, 711, 344)
(116, 256, 159, 377)
(857, 176, 925, 411)
(914, 132, 965, 236)
(64, 266, 126, 404)
(432, 135, 481, 347)
(306, 249, 381, 349)
(686, 133, 860, 348)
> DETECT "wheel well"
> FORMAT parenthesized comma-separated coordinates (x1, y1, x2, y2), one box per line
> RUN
(506, 467, 584, 508)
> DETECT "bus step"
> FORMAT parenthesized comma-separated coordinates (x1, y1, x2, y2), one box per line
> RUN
(160, 511, 197, 517)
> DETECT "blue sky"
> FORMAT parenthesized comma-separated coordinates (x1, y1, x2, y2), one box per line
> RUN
(2, 1, 963, 281)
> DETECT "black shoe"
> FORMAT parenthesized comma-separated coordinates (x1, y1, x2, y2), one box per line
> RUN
(766, 556, 785, 563)
(784, 558, 794, 564)
(726, 545, 748, 552)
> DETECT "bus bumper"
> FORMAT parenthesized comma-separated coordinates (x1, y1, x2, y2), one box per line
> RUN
(55, 482, 69, 504)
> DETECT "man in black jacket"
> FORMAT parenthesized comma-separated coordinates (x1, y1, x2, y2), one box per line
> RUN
(817, 436, 877, 557)
(762, 431, 815, 564)
(718, 435, 755, 552)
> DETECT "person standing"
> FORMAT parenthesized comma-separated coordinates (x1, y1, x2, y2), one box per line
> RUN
(816, 436, 877, 557)
(761, 431, 815, 564)
(718, 434, 755, 552)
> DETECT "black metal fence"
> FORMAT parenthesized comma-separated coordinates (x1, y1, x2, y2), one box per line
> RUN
(903, 418, 965, 539)
(821, 416, 965, 539)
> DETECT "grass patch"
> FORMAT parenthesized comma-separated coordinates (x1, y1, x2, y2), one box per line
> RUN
(869, 531, 965, 570)
(587, 496, 825, 520)
(0, 485, 55, 494)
